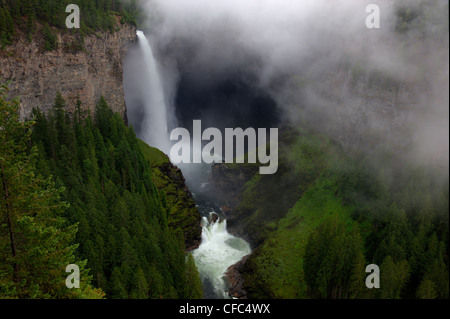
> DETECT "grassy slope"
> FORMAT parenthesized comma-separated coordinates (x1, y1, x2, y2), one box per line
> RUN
(138, 139, 169, 166)
(242, 178, 354, 298)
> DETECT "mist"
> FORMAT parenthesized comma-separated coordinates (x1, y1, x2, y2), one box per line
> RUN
(124, 0, 449, 181)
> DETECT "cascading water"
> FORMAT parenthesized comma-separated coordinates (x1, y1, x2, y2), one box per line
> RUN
(192, 213, 251, 299)
(135, 31, 170, 153)
(130, 30, 251, 299)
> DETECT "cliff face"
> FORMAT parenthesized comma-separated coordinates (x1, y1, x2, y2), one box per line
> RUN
(0, 22, 136, 120)
(308, 68, 425, 152)
(298, 61, 448, 170)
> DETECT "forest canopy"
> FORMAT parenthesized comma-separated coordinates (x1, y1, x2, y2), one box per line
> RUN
(0, 0, 140, 47)
(0, 84, 203, 299)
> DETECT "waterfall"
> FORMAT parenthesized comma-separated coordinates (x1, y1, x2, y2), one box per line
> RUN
(132, 30, 252, 299)
(135, 31, 170, 153)
(192, 213, 252, 299)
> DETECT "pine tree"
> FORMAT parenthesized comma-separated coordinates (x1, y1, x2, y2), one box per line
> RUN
(42, 22, 57, 51)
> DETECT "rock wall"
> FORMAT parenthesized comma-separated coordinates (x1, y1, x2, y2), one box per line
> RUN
(308, 68, 426, 152)
(0, 21, 136, 120)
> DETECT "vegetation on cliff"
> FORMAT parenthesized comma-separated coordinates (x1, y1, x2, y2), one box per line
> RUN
(138, 140, 202, 250)
(1, 83, 203, 299)
(0, 0, 140, 48)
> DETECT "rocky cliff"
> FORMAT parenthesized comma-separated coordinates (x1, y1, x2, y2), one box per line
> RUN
(306, 67, 425, 152)
(297, 58, 448, 170)
(0, 21, 136, 120)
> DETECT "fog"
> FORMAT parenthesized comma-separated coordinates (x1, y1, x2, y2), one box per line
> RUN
(124, 0, 448, 179)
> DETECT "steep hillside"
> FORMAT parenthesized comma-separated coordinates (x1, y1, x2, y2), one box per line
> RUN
(138, 140, 202, 251)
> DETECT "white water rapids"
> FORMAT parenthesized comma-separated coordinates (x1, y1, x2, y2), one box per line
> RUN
(192, 213, 251, 299)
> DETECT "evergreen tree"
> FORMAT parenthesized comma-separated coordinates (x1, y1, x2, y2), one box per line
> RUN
(28, 92, 202, 299)
(42, 22, 57, 51)
(304, 216, 366, 299)
(379, 256, 410, 299)
(0, 0, 139, 49)
(416, 279, 437, 299)
(184, 253, 203, 299)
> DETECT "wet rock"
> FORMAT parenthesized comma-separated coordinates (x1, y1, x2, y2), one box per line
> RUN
(210, 212, 219, 224)
(225, 255, 250, 299)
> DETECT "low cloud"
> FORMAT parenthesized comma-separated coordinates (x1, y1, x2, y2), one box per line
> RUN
(127, 0, 448, 174)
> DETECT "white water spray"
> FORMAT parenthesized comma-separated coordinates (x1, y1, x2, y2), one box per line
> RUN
(135, 30, 170, 153)
(192, 213, 251, 299)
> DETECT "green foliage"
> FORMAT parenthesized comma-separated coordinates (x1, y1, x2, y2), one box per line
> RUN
(138, 140, 202, 249)
(29, 93, 201, 299)
(0, 83, 103, 298)
(234, 129, 334, 246)
(184, 253, 203, 299)
(230, 127, 448, 299)
(241, 177, 355, 299)
(42, 23, 57, 51)
(0, 6, 14, 47)
(0, 0, 139, 49)
(416, 279, 437, 299)
(304, 216, 365, 299)
(378, 256, 410, 299)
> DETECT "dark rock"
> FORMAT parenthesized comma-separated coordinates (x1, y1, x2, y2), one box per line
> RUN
(208, 163, 257, 244)
(210, 212, 219, 224)
(225, 255, 250, 299)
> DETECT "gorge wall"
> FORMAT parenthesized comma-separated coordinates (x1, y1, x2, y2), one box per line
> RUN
(0, 21, 136, 120)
